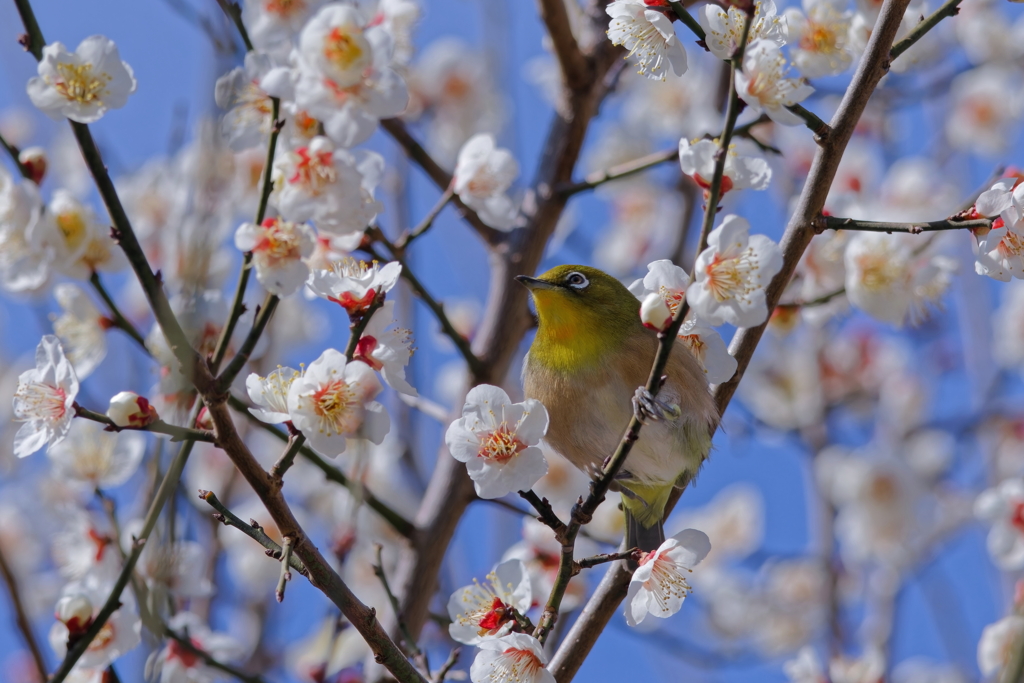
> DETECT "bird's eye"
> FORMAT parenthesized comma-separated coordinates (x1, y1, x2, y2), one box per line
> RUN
(566, 272, 589, 289)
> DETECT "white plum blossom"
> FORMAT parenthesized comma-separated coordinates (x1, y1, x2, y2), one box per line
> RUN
(107, 391, 159, 428)
(687, 215, 783, 328)
(242, 0, 324, 50)
(979, 615, 1024, 677)
(445, 385, 549, 499)
(52, 283, 107, 378)
(975, 478, 1024, 570)
(447, 558, 532, 645)
(13, 335, 80, 458)
(307, 258, 402, 317)
(293, 3, 409, 147)
(27, 36, 136, 123)
(699, 0, 788, 61)
(785, 0, 854, 78)
(47, 420, 145, 490)
(976, 177, 1024, 224)
(234, 217, 316, 296)
(678, 138, 772, 198)
(49, 574, 141, 671)
(272, 136, 384, 235)
(606, 0, 687, 80)
(736, 41, 815, 126)
(975, 215, 1024, 282)
(147, 612, 245, 683)
(453, 134, 521, 231)
(214, 51, 278, 151)
(470, 633, 555, 683)
(629, 259, 737, 383)
(247, 366, 302, 423)
(625, 528, 711, 626)
(287, 350, 390, 457)
(844, 232, 913, 323)
(351, 300, 417, 396)
(640, 291, 672, 331)
(0, 168, 52, 293)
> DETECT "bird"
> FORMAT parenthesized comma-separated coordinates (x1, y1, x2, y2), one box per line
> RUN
(517, 265, 719, 553)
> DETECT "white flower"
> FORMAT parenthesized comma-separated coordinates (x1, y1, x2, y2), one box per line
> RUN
(307, 257, 402, 317)
(286, 350, 390, 457)
(843, 232, 913, 323)
(246, 366, 302, 423)
(147, 612, 245, 683)
(215, 52, 278, 151)
(234, 217, 316, 296)
(51, 283, 108, 379)
(625, 528, 710, 626)
(47, 420, 145, 490)
(0, 168, 52, 293)
(640, 291, 672, 331)
(49, 574, 141, 671)
(606, 0, 687, 80)
(678, 138, 772, 198)
(107, 391, 159, 428)
(272, 136, 384, 235)
(445, 385, 549, 499)
(975, 215, 1024, 282)
(785, 0, 854, 78)
(687, 215, 783, 328)
(293, 3, 409, 147)
(453, 134, 520, 231)
(736, 40, 815, 126)
(699, 0, 788, 61)
(243, 0, 324, 50)
(55, 594, 94, 633)
(52, 514, 121, 580)
(979, 615, 1024, 677)
(351, 299, 417, 396)
(976, 178, 1024, 224)
(975, 478, 1024, 570)
(447, 559, 532, 645)
(629, 259, 737, 383)
(27, 36, 136, 123)
(13, 335, 80, 458)
(470, 633, 555, 683)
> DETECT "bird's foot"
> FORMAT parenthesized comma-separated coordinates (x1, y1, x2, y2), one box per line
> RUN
(632, 386, 680, 424)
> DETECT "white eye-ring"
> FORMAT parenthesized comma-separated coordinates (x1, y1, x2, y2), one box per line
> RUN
(566, 271, 589, 289)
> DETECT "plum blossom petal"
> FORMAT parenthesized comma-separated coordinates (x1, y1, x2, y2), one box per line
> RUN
(352, 300, 417, 396)
(470, 632, 555, 683)
(247, 367, 302, 424)
(454, 134, 520, 231)
(27, 36, 136, 123)
(447, 558, 532, 645)
(625, 528, 711, 626)
(13, 335, 79, 458)
(736, 41, 814, 126)
(699, 0, 788, 61)
(606, 0, 687, 80)
(234, 217, 316, 296)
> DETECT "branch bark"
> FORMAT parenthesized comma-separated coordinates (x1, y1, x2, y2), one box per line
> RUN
(537, 0, 590, 91)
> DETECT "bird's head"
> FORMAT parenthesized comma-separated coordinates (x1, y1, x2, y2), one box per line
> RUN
(516, 265, 643, 368)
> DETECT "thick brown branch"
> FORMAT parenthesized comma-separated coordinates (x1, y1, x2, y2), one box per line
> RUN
(537, 0, 590, 91)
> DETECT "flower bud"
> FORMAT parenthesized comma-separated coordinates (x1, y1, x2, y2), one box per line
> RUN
(17, 146, 47, 185)
(55, 595, 93, 633)
(107, 391, 159, 428)
(640, 292, 672, 332)
(196, 406, 214, 431)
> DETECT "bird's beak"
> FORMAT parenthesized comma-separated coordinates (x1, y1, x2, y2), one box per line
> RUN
(515, 275, 560, 291)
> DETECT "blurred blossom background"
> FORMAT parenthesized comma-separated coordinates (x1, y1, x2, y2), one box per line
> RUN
(1, 0, 1024, 682)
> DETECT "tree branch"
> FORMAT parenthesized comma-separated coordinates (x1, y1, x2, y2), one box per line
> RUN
(816, 215, 990, 234)
(0, 543, 48, 681)
(556, 147, 679, 197)
(199, 490, 309, 576)
(74, 403, 217, 442)
(890, 0, 962, 60)
(537, 0, 590, 91)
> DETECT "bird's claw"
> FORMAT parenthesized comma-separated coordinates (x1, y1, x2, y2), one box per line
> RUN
(632, 386, 680, 424)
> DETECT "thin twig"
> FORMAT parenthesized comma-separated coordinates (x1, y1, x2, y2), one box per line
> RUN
(275, 537, 294, 603)
(0, 130, 32, 179)
(74, 403, 217, 443)
(373, 544, 430, 675)
(199, 490, 309, 577)
(890, 0, 962, 59)
(395, 186, 454, 251)
(556, 147, 679, 197)
(216, 292, 280, 393)
(270, 433, 306, 482)
(213, 0, 255, 51)
(89, 272, 148, 348)
(668, 1, 706, 42)
(431, 648, 461, 683)
(817, 215, 991, 234)
(0, 544, 48, 681)
(576, 550, 639, 572)
(518, 490, 567, 533)
(344, 290, 387, 361)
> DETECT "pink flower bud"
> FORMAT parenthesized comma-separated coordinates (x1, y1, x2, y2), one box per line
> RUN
(640, 292, 672, 332)
(196, 406, 214, 431)
(107, 391, 159, 428)
(17, 146, 47, 185)
(55, 595, 93, 634)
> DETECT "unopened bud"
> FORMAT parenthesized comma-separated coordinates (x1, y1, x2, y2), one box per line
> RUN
(55, 595, 93, 633)
(196, 406, 214, 431)
(107, 391, 159, 428)
(17, 146, 47, 185)
(640, 292, 672, 332)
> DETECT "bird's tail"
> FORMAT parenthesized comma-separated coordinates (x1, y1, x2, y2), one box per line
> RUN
(621, 482, 674, 554)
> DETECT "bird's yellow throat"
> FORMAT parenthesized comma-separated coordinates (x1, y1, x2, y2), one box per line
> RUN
(529, 288, 629, 371)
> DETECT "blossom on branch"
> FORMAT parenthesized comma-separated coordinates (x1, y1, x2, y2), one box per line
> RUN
(470, 632, 555, 683)
(606, 0, 687, 80)
(307, 257, 401, 317)
(736, 40, 814, 126)
(699, 0, 788, 61)
(453, 133, 521, 231)
(52, 283, 108, 379)
(147, 612, 244, 683)
(445, 385, 549, 499)
(975, 478, 1024, 570)
(784, 0, 854, 78)
(678, 138, 772, 199)
(351, 300, 417, 396)
(0, 168, 51, 293)
(234, 217, 316, 296)
(49, 573, 141, 671)
(687, 215, 784, 328)
(247, 366, 302, 424)
(287, 349, 390, 457)
(107, 391, 159, 428)
(27, 36, 136, 123)
(625, 528, 711, 626)
(13, 335, 79, 458)
(447, 558, 532, 645)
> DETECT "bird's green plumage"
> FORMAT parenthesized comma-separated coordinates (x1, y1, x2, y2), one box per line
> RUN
(519, 265, 719, 552)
